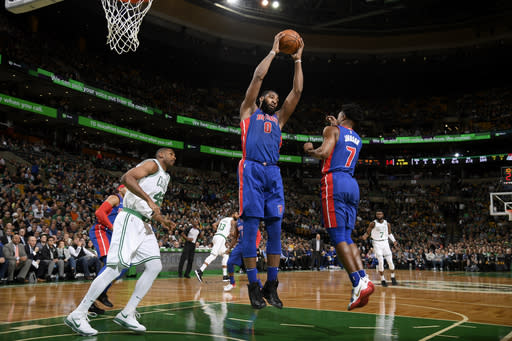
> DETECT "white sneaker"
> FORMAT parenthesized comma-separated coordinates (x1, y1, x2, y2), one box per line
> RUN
(347, 276, 374, 311)
(113, 310, 146, 332)
(64, 311, 98, 336)
(224, 283, 236, 292)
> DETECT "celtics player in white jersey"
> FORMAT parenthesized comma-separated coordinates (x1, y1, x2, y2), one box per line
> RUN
(195, 212, 239, 283)
(65, 148, 176, 336)
(362, 211, 398, 287)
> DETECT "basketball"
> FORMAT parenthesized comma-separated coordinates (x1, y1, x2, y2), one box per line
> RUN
(279, 29, 301, 55)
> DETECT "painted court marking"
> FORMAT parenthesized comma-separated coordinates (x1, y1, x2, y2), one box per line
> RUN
(349, 326, 384, 329)
(401, 304, 469, 341)
(15, 330, 247, 341)
(0, 302, 213, 335)
(227, 318, 252, 323)
(501, 331, 512, 341)
(280, 323, 314, 328)
(413, 325, 441, 329)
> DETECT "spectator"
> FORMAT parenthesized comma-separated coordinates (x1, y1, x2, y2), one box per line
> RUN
(4, 234, 31, 283)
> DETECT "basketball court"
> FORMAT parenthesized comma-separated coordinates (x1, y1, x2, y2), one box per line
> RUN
(1, 270, 511, 340)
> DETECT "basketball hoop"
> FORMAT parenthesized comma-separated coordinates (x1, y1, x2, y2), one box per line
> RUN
(101, 0, 153, 54)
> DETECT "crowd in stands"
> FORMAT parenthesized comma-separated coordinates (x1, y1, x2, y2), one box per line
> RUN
(1, 10, 510, 139)
(0, 134, 510, 285)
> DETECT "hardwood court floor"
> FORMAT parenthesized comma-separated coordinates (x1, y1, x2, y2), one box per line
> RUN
(0, 269, 511, 340)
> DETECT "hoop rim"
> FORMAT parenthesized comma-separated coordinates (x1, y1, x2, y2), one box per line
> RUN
(118, 0, 150, 3)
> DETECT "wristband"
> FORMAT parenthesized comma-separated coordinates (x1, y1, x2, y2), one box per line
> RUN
(389, 234, 396, 243)
(295, 59, 301, 63)
(269, 51, 276, 56)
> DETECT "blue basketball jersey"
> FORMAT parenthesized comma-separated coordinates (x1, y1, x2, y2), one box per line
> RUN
(107, 194, 123, 226)
(241, 108, 282, 164)
(322, 126, 362, 176)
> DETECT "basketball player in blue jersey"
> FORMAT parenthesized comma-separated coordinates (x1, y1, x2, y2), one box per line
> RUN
(89, 185, 129, 311)
(224, 219, 262, 292)
(304, 104, 375, 311)
(238, 32, 304, 309)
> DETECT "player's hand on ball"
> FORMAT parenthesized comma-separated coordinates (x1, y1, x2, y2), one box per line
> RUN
(303, 142, 314, 153)
(291, 37, 304, 60)
(326, 115, 337, 126)
(272, 31, 285, 54)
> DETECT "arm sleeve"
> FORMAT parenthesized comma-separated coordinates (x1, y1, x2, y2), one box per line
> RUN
(95, 201, 114, 229)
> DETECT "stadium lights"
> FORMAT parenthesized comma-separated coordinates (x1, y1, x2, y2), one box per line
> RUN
(272, 1, 279, 8)
(226, 0, 238, 4)
(261, 0, 269, 6)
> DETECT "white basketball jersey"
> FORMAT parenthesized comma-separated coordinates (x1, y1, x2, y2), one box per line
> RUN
(215, 217, 233, 239)
(123, 159, 170, 219)
(371, 219, 389, 241)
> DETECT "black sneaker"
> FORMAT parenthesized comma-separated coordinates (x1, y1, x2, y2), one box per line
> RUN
(391, 277, 398, 286)
(194, 269, 203, 283)
(89, 303, 105, 315)
(262, 280, 283, 309)
(222, 275, 229, 282)
(184, 274, 191, 278)
(98, 292, 113, 308)
(247, 282, 266, 309)
(381, 280, 388, 287)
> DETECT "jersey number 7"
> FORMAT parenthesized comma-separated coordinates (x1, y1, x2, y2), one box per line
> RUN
(345, 146, 356, 167)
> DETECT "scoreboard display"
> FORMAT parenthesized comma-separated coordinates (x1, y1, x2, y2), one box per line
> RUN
(503, 167, 512, 185)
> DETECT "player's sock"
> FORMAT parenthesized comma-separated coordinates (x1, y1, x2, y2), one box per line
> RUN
(222, 255, 229, 276)
(102, 267, 129, 295)
(358, 270, 366, 279)
(390, 273, 395, 278)
(76, 266, 121, 313)
(349, 271, 360, 287)
(257, 279, 263, 288)
(200, 264, 207, 272)
(267, 267, 278, 282)
(381, 275, 386, 281)
(247, 268, 258, 284)
(124, 259, 162, 313)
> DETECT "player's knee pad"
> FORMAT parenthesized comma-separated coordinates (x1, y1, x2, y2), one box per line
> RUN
(377, 255, 385, 272)
(241, 217, 259, 258)
(385, 255, 395, 270)
(222, 254, 229, 266)
(265, 218, 282, 255)
(145, 259, 162, 275)
(205, 254, 217, 265)
(227, 263, 235, 273)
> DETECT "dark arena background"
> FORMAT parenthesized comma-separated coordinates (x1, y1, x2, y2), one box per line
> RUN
(0, 0, 511, 340)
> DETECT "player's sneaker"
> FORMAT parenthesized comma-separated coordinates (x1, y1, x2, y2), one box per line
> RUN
(224, 283, 236, 291)
(194, 269, 204, 283)
(262, 280, 283, 309)
(113, 310, 146, 332)
(381, 280, 388, 287)
(247, 282, 266, 309)
(222, 275, 230, 282)
(98, 292, 113, 308)
(64, 310, 98, 336)
(348, 277, 374, 311)
(391, 277, 398, 286)
(88, 302, 105, 315)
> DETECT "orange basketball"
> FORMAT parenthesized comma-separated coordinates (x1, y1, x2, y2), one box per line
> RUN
(279, 29, 301, 55)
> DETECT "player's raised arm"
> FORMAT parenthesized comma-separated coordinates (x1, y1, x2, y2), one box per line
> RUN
(121, 161, 160, 215)
(303, 124, 338, 160)
(240, 32, 284, 121)
(277, 38, 304, 129)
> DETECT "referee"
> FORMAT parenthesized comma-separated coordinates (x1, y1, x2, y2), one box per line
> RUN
(178, 222, 202, 278)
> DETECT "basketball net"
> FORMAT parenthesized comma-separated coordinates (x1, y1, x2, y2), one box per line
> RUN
(101, 0, 153, 54)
